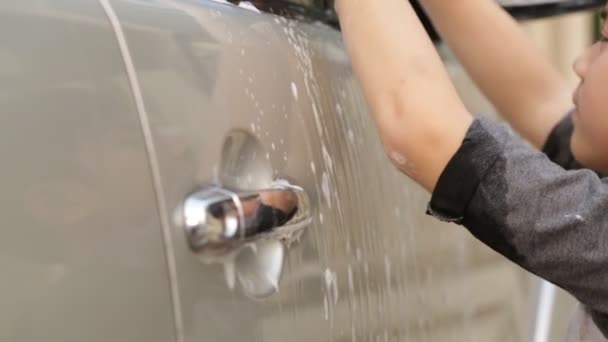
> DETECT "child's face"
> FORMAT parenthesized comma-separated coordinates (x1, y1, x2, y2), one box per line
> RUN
(571, 3, 608, 172)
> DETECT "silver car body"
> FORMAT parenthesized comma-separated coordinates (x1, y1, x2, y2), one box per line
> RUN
(0, 0, 596, 341)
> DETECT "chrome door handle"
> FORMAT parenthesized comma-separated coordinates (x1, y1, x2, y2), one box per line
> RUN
(182, 181, 312, 260)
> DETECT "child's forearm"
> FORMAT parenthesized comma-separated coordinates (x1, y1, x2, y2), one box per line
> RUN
(335, 0, 473, 191)
(419, 0, 572, 148)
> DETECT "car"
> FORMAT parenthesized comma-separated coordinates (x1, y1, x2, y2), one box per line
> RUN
(0, 0, 602, 341)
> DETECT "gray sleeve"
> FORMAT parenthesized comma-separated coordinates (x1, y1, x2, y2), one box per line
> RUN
(428, 117, 608, 337)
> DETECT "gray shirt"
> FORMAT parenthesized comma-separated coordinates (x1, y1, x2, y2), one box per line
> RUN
(427, 115, 608, 340)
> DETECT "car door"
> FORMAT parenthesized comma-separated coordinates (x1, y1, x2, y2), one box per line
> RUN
(106, 0, 600, 341)
(0, 1, 176, 341)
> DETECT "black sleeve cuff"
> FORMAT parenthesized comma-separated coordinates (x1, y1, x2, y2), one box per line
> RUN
(541, 112, 582, 170)
(427, 119, 504, 224)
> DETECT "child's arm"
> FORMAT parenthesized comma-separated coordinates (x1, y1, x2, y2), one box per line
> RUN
(335, 0, 473, 191)
(418, 0, 573, 148)
(336, 1, 608, 335)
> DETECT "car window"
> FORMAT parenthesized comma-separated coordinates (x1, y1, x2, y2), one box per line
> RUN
(226, 0, 604, 38)
(227, 0, 338, 27)
(500, 0, 605, 19)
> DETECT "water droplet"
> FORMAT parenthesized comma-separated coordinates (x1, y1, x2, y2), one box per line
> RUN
(384, 255, 392, 288)
(347, 265, 355, 295)
(312, 104, 323, 136)
(323, 295, 329, 320)
(321, 172, 332, 208)
(291, 82, 298, 101)
(324, 268, 339, 305)
(348, 129, 355, 143)
(322, 145, 333, 172)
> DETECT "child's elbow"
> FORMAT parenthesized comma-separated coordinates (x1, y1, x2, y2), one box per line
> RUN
(380, 131, 442, 179)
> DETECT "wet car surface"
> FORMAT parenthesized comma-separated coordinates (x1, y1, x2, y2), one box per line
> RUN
(0, 0, 602, 341)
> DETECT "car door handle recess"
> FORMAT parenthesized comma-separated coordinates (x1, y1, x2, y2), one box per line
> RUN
(182, 181, 312, 259)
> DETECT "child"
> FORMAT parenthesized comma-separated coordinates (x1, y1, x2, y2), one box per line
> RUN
(335, 0, 608, 340)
